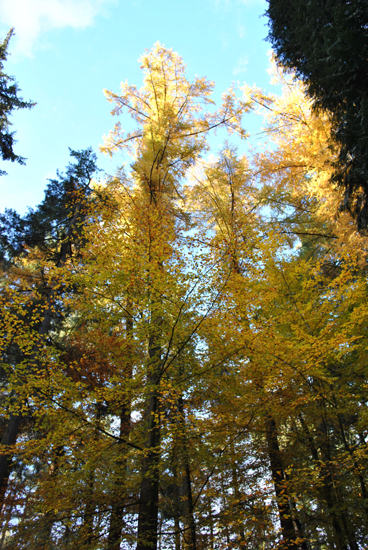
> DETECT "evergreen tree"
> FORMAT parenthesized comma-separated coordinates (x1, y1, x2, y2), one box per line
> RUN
(0, 28, 35, 175)
(266, 0, 368, 229)
(0, 147, 98, 263)
(0, 148, 99, 517)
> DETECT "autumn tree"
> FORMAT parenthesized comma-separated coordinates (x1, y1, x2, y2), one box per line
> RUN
(186, 63, 368, 549)
(247, 64, 368, 548)
(0, 148, 99, 519)
(0, 43, 251, 550)
(2, 43, 368, 550)
(98, 42, 250, 550)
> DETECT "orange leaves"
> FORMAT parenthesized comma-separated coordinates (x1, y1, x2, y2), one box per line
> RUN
(3, 46, 368, 549)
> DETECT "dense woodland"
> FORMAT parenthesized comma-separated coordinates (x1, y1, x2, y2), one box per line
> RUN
(0, 3, 368, 549)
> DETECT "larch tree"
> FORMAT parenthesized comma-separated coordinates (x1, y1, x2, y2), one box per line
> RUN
(1, 42, 368, 550)
(98, 42, 250, 550)
(0, 43, 251, 550)
(187, 63, 368, 549)
(247, 64, 368, 548)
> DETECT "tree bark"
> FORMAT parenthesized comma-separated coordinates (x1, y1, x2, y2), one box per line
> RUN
(177, 396, 196, 550)
(107, 312, 133, 550)
(107, 403, 132, 550)
(136, 334, 161, 550)
(299, 414, 348, 550)
(182, 461, 196, 550)
(336, 410, 368, 532)
(265, 415, 299, 550)
(0, 414, 22, 510)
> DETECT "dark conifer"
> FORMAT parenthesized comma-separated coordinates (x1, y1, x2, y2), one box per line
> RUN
(266, 0, 368, 229)
(0, 28, 35, 175)
(0, 147, 98, 263)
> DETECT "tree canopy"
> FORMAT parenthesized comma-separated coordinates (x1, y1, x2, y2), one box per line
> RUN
(266, 0, 368, 230)
(0, 41, 368, 550)
(0, 29, 35, 176)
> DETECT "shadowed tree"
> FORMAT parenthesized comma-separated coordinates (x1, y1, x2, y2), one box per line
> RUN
(0, 28, 35, 175)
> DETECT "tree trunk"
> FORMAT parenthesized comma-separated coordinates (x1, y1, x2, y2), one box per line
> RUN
(80, 402, 104, 548)
(171, 456, 181, 550)
(230, 442, 245, 545)
(299, 414, 348, 550)
(0, 414, 22, 510)
(220, 471, 231, 548)
(107, 405, 132, 549)
(177, 396, 196, 550)
(136, 334, 161, 550)
(107, 312, 133, 550)
(182, 461, 196, 550)
(336, 410, 368, 532)
(265, 415, 299, 550)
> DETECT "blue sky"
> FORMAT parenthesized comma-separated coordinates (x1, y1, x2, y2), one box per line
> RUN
(0, 0, 273, 215)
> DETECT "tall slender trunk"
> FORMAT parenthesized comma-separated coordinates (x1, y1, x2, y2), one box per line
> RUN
(177, 396, 196, 550)
(0, 414, 22, 510)
(107, 407, 131, 550)
(319, 411, 353, 550)
(136, 389, 160, 550)
(220, 471, 231, 548)
(182, 461, 196, 550)
(230, 442, 245, 545)
(336, 410, 368, 531)
(299, 414, 348, 550)
(136, 333, 161, 550)
(171, 454, 181, 550)
(81, 468, 95, 547)
(265, 414, 299, 550)
(107, 312, 133, 550)
(80, 402, 104, 548)
(81, 413, 103, 550)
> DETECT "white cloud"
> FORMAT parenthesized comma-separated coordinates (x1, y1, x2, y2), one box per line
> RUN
(0, 0, 112, 57)
(233, 56, 248, 75)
